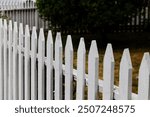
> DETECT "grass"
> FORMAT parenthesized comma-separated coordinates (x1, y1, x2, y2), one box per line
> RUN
(71, 47, 150, 95)
(60, 32, 150, 96)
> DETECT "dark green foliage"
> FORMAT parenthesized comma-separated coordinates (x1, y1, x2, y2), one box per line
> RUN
(36, 0, 148, 32)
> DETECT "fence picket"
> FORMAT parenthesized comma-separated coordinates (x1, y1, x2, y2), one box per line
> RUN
(8, 20, 13, 100)
(18, 23, 24, 100)
(54, 32, 63, 100)
(3, 19, 8, 100)
(38, 28, 45, 100)
(13, 22, 18, 100)
(24, 25, 30, 100)
(76, 38, 86, 100)
(65, 35, 73, 100)
(88, 40, 99, 100)
(0, 19, 4, 100)
(138, 53, 150, 100)
(119, 49, 132, 100)
(46, 30, 53, 100)
(31, 26, 37, 100)
(103, 44, 114, 100)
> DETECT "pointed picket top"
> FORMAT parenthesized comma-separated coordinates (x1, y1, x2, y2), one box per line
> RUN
(31, 26, 37, 40)
(119, 48, 132, 100)
(103, 43, 115, 100)
(88, 40, 99, 100)
(19, 23, 23, 42)
(65, 35, 73, 52)
(13, 22, 18, 37)
(104, 44, 114, 62)
(4, 19, 7, 31)
(77, 37, 86, 54)
(89, 40, 99, 58)
(120, 49, 132, 69)
(0, 19, 2, 28)
(47, 30, 53, 45)
(0, 19, 3, 46)
(39, 28, 45, 42)
(25, 25, 30, 38)
(55, 32, 62, 47)
(138, 52, 150, 100)
(9, 20, 12, 32)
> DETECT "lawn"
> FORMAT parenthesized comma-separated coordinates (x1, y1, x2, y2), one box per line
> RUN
(61, 32, 150, 95)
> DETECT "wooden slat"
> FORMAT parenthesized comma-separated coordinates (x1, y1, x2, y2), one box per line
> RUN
(65, 35, 73, 100)
(8, 20, 13, 100)
(46, 30, 53, 100)
(13, 22, 18, 100)
(76, 38, 86, 100)
(31, 26, 37, 100)
(3, 19, 8, 100)
(88, 40, 99, 100)
(38, 28, 45, 100)
(0, 18, 4, 100)
(138, 53, 150, 100)
(18, 23, 24, 100)
(54, 32, 63, 100)
(119, 49, 132, 100)
(24, 25, 30, 100)
(103, 44, 114, 100)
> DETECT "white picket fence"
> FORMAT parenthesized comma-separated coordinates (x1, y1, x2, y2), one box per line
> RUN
(0, 0, 48, 30)
(0, 19, 150, 100)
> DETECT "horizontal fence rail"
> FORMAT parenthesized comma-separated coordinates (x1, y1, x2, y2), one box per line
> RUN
(0, 19, 150, 100)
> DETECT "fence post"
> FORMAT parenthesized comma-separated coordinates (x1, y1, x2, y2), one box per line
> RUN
(103, 44, 114, 100)
(38, 28, 45, 100)
(18, 23, 24, 100)
(8, 20, 13, 100)
(88, 40, 99, 100)
(54, 32, 63, 100)
(25, 25, 30, 100)
(119, 49, 132, 100)
(138, 53, 150, 100)
(0, 19, 4, 100)
(76, 38, 86, 100)
(46, 30, 53, 100)
(31, 26, 37, 100)
(3, 19, 8, 100)
(65, 35, 73, 100)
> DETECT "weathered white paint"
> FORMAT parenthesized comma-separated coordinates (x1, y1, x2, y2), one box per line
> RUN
(65, 35, 73, 100)
(18, 23, 24, 100)
(88, 40, 99, 100)
(138, 53, 150, 100)
(119, 49, 132, 100)
(46, 30, 53, 100)
(31, 26, 37, 100)
(38, 28, 45, 100)
(24, 25, 30, 100)
(8, 20, 13, 100)
(0, 18, 4, 100)
(103, 44, 114, 100)
(3, 19, 8, 100)
(54, 32, 63, 100)
(0, 19, 149, 100)
(76, 38, 86, 100)
(13, 22, 18, 100)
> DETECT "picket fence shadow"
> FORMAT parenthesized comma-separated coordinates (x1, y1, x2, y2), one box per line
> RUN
(0, 19, 149, 100)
